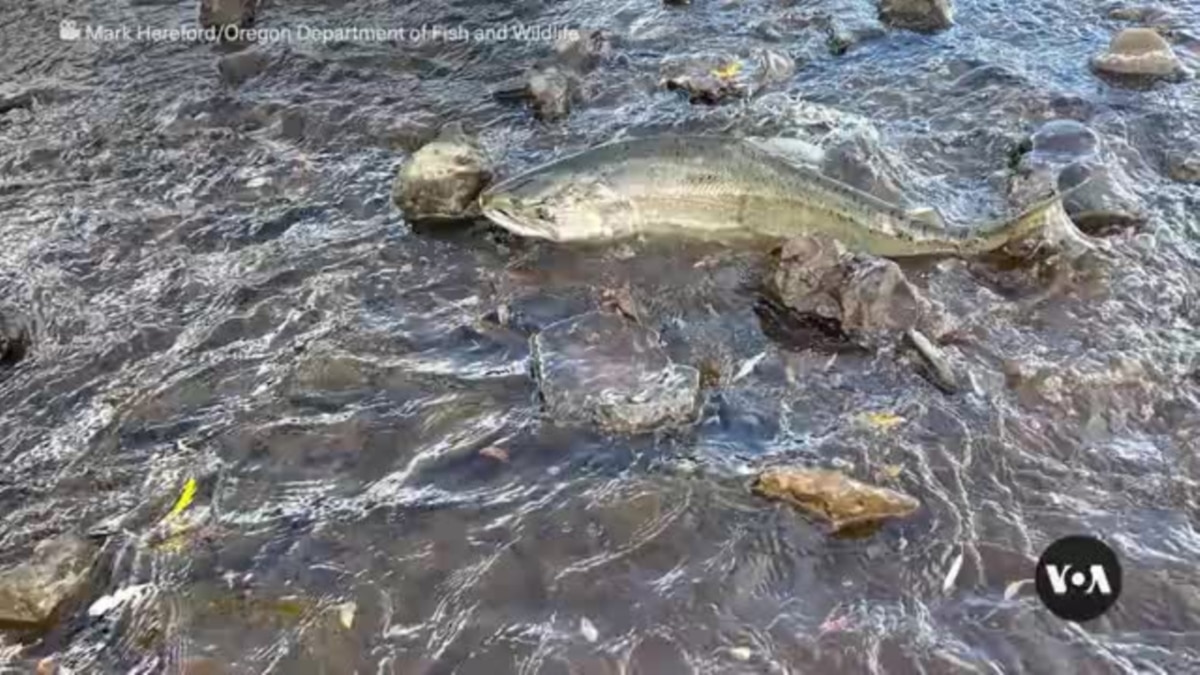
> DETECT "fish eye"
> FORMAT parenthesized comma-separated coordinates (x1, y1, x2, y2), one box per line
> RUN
(535, 205, 556, 222)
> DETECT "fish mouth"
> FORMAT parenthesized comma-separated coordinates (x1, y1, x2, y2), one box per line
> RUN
(478, 191, 555, 239)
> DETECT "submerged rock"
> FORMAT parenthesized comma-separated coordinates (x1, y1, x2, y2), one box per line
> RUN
(198, 0, 257, 30)
(0, 534, 98, 631)
(1166, 151, 1200, 183)
(392, 130, 492, 222)
(1091, 28, 1188, 79)
(1009, 120, 1144, 236)
(1029, 120, 1100, 162)
(532, 312, 701, 433)
(526, 67, 575, 121)
(0, 310, 30, 367)
(554, 29, 613, 72)
(752, 467, 920, 532)
(216, 48, 271, 87)
(820, 127, 908, 205)
(1057, 161, 1146, 234)
(879, 0, 954, 32)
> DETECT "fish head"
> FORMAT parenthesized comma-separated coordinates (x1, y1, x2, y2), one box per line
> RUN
(479, 190, 565, 240)
(479, 172, 631, 241)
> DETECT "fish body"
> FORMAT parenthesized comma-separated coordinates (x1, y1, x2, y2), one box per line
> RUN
(479, 135, 1070, 257)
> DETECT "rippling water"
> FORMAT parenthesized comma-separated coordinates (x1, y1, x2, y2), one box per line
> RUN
(2, 0, 1199, 672)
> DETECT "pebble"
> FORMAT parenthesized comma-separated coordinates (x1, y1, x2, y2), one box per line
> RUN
(1092, 28, 1188, 79)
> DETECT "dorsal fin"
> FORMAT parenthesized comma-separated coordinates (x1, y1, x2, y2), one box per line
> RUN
(906, 207, 947, 230)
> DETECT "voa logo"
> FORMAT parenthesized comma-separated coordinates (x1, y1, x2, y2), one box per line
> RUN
(1034, 535, 1122, 622)
(1043, 563, 1114, 596)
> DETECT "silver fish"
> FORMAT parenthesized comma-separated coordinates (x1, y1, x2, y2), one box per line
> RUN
(479, 135, 1075, 257)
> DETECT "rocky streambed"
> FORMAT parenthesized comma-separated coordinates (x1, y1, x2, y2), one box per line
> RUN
(2, 0, 1199, 672)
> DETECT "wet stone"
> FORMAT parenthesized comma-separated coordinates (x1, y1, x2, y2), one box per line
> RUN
(0, 534, 98, 631)
(0, 310, 31, 367)
(1091, 28, 1188, 79)
(766, 235, 947, 347)
(1166, 151, 1200, 184)
(839, 258, 927, 337)
(751, 467, 920, 533)
(198, 0, 257, 30)
(1030, 120, 1100, 162)
(392, 132, 492, 222)
(531, 312, 701, 433)
(526, 67, 574, 121)
(820, 127, 907, 205)
(765, 235, 847, 322)
(660, 54, 747, 105)
(879, 0, 955, 33)
(1058, 161, 1146, 234)
(554, 29, 612, 72)
(216, 48, 271, 87)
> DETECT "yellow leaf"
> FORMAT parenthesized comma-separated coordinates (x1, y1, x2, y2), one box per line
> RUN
(860, 411, 905, 431)
(167, 477, 197, 520)
(711, 61, 742, 80)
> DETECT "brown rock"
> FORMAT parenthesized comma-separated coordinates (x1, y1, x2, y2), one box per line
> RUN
(752, 467, 920, 532)
(1092, 28, 1187, 78)
(0, 534, 97, 631)
(526, 67, 574, 121)
(765, 235, 848, 321)
(1166, 152, 1200, 183)
(879, 0, 955, 32)
(839, 258, 926, 335)
(392, 135, 492, 222)
(198, 0, 257, 30)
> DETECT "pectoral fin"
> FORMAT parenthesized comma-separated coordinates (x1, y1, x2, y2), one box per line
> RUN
(907, 207, 947, 230)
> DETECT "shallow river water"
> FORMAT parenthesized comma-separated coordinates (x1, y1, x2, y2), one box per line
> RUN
(2, 0, 1200, 673)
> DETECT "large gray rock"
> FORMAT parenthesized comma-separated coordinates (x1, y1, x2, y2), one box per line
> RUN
(879, 0, 955, 32)
(1091, 28, 1188, 79)
(766, 235, 949, 345)
(198, 0, 257, 30)
(392, 132, 492, 222)
(532, 312, 701, 433)
(0, 534, 97, 630)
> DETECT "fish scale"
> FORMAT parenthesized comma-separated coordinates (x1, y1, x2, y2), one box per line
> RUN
(479, 135, 1075, 257)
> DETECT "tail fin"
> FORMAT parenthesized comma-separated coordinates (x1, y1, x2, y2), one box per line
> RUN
(962, 175, 1096, 254)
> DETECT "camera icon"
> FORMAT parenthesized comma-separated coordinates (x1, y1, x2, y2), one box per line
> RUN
(60, 19, 82, 42)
